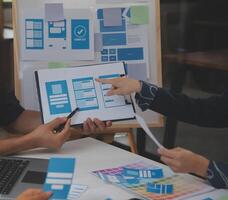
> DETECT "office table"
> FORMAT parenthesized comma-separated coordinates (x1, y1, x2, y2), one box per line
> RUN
(17, 137, 212, 200)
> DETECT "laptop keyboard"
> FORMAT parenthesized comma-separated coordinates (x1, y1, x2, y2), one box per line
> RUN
(0, 158, 29, 195)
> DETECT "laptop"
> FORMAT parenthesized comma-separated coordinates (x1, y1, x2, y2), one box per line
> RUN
(0, 156, 48, 200)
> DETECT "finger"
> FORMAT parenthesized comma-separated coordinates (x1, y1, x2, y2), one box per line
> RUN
(106, 121, 112, 127)
(158, 148, 178, 159)
(32, 191, 52, 200)
(94, 118, 105, 131)
(160, 156, 179, 169)
(58, 119, 71, 141)
(107, 88, 123, 96)
(174, 147, 184, 151)
(87, 118, 96, 132)
(83, 121, 90, 133)
(48, 117, 67, 130)
(96, 78, 114, 85)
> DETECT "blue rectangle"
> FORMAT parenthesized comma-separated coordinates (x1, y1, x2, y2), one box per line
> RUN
(25, 19, 44, 50)
(109, 49, 117, 54)
(48, 158, 75, 173)
(73, 77, 94, 90)
(48, 20, 66, 39)
(44, 157, 76, 200)
(44, 184, 71, 200)
(123, 168, 139, 177)
(46, 81, 71, 115)
(100, 19, 126, 33)
(117, 48, 144, 61)
(99, 74, 120, 79)
(71, 19, 90, 49)
(103, 33, 126, 46)
(101, 56, 109, 62)
(150, 169, 164, 178)
(109, 56, 117, 61)
(101, 49, 108, 55)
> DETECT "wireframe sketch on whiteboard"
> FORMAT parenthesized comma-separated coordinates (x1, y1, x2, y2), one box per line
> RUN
(20, 9, 94, 61)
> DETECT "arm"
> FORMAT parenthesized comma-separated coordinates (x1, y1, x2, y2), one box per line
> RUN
(158, 148, 228, 189)
(137, 81, 228, 127)
(5, 110, 41, 134)
(0, 118, 71, 155)
(16, 189, 52, 200)
(97, 77, 228, 128)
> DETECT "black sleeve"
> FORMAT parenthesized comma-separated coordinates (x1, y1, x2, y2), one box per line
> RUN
(135, 81, 228, 128)
(207, 161, 228, 189)
(0, 90, 25, 127)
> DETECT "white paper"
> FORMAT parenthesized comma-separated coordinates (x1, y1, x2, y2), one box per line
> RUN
(20, 9, 94, 61)
(96, 8, 150, 79)
(135, 113, 163, 148)
(36, 62, 135, 125)
(68, 184, 88, 200)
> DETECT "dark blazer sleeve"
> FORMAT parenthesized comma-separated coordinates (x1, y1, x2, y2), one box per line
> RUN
(135, 81, 228, 128)
(207, 161, 228, 189)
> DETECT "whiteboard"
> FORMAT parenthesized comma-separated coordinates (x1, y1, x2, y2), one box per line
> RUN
(13, 0, 163, 127)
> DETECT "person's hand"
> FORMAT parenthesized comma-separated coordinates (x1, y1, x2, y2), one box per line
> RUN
(29, 117, 71, 150)
(96, 77, 141, 96)
(83, 118, 112, 135)
(16, 189, 52, 200)
(158, 147, 209, 177)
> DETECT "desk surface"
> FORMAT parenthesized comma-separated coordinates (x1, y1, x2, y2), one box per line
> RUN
(164, 49, 228, 71)
(17, 137, 211, 200)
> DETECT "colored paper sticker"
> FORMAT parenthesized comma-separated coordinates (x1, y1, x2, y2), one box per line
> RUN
(67, 184, 88, 200)
(45, 80, 72, 115)
(71, 19, 90, 49)
(147, 183, 173, 194)
(48, 62, 67, 69)
(130, 5, 149, 25)
(123, 168, 164, 179)
(44, 157, 76, 200)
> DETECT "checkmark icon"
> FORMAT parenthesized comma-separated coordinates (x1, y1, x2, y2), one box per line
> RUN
(77, 28, 84, 35)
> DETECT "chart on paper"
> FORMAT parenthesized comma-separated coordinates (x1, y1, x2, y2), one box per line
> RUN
(36, 62, 135, 125)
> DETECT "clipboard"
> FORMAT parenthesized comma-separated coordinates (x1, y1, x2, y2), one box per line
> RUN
(35, 62, 136, 126)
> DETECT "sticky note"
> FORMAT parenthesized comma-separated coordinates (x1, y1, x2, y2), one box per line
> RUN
(94, 33, 103, 52)
(44, 157, 76, 200)
(45, 3, 65, 22)
(126, 63, 148, 81)
(67, 184, 88, 200)
(123, 168, 164, 179)
(147, 183, 173, 194)
(48, 62, 67, 69)
(103, 8, 122, 27)
(130, 5, 149, 25)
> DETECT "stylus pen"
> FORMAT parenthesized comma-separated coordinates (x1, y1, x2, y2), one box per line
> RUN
(54, 107, 80, 133)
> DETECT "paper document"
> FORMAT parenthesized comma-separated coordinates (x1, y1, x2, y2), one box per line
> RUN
(36, 62, 135, 125)
(135, 114, 163, 148)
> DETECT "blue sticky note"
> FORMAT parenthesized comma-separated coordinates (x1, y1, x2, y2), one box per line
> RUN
(123, 168, 140, 178)
(123, 168, 163, 179)
(126, 178, 140, 184)
(71, 19, 90, 49)
(147, 183, 173, 194)
(44, 157, 76, 200)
